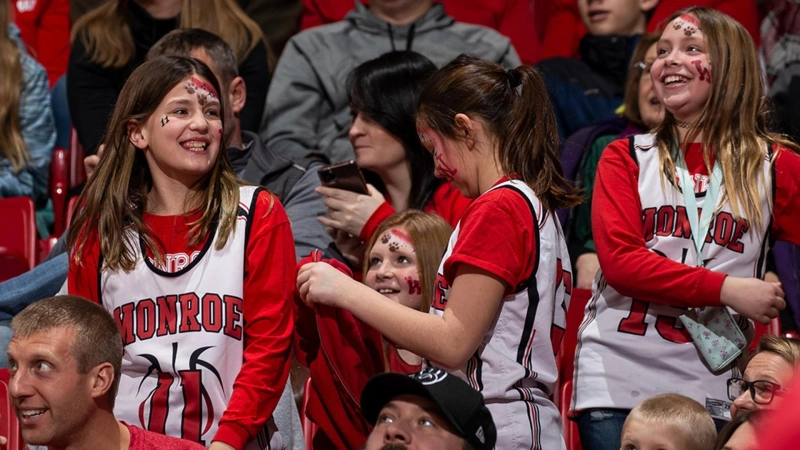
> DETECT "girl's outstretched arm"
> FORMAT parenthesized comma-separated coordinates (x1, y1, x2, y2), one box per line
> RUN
(297, 262, 504, 370)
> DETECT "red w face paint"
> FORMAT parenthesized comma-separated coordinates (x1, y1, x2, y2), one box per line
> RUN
(405, 276, 421, 295)
(691, 60, 712, 83)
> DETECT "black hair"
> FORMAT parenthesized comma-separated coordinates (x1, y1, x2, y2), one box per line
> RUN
(347, 51, 438, 210)
(146, 28, 239, 87)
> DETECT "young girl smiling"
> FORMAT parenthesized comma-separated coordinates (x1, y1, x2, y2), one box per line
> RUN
(67, 56, 294, 450)
(571, 8, 800, 450)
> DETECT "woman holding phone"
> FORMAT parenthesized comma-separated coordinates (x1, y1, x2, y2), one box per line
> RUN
(317, 51, 470, 268)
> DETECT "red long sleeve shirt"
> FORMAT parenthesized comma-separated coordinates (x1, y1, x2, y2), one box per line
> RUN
(68, 191, 295, 449)
(593, 139, 800, 308)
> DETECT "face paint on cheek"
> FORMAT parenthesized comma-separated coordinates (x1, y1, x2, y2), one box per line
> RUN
(435, 152, 458, 180)
(691, 60, 712, 83)
(161, 116, 169, 127)
(404, 276, 421, 295)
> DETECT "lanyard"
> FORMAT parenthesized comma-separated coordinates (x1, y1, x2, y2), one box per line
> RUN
(675, 148, 723, 268)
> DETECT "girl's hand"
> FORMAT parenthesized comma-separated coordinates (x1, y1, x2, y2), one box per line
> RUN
(327, 227, 366, 269)
(317, 184, 385, 236)
(296, 262, 356, 308)
(720, 277, 786, 325)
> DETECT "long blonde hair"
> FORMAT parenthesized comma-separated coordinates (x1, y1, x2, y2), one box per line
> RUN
(655, 7, 800, 231)
(68, 56, 245, 273)
(363, 210, 452, 314)
(0, 0, 28, 172)
(71, 0, 264, 69)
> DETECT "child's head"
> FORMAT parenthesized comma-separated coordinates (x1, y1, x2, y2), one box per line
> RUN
(651, 8, 794, 234)
(653, 7, 761, 132)
(70, 56, 242, 272)
(147, 29, 244, 146)
(348, 51, 439, 209)
(363, 210, 452, 313)
(714, 410, 762, 450)
(621, 393, 716, 450)
(622, 32, 662, 130)
(577, 0, 659, 37)
(416, 54, 580, 211)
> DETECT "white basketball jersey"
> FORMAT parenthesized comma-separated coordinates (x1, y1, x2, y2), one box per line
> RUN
(429, 179, 571, 450)
(572, 134, 772, 414)
(99, 186, 279, 449)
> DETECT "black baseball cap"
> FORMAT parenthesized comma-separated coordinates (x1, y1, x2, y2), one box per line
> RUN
(361, 368, 497, 450)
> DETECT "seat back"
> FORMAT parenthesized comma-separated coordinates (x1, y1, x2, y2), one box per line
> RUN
(302, 377, 318, 449)
(560, 380, 582, 450)
(0, 369, 24, 450)
(49, 147, 69, 236)
(0, 197, 36, 281)
(69, 129, 86, 189)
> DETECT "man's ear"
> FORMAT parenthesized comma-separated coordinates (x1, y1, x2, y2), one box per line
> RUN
(128, 120, 148, 150)
(89, 362, 116, 401)
(640, 0, 659, 14)
(228, 76, 246, 115)
(454, 113, 476, 150)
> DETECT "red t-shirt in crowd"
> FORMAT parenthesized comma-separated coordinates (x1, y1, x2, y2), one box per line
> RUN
(126, 423, 205, 450)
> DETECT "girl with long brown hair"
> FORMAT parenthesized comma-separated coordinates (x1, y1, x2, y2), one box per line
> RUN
(0, 0, 55, 205)
(295, 210, 452, 448)
(66, 56, 294, 450)
(68, 0, 269, 155)
(571, 8, 800, 450)
(298, 54, 580, 449)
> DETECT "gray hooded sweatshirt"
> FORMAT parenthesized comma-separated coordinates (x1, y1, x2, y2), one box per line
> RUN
(260, 1, 521, 164)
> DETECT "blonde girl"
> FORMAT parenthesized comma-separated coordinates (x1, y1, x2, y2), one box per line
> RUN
(571, 8, 800, 450)
(295, 210, 452, 448)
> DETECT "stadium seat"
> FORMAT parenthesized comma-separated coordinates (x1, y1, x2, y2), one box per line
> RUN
(69, 129, 86, 190)
(0, 369, 24, 450)
(50, 147, 69, 236)
(750, 318, 782, 352)
(0, 197, 37, 282)
(555, 287, 591, 450)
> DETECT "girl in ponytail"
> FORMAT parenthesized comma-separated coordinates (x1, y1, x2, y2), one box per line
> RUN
(298, 53, 579, 449)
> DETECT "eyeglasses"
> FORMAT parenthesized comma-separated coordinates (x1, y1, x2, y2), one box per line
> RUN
(727, 378, 785, 404)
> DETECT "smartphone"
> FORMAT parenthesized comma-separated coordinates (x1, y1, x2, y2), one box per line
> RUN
(317, 160, 369, 195)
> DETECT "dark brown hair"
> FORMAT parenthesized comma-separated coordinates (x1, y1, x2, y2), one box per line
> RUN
(416, 54, 581, 212)
(622, 33, 661, 129)
(11, 295, 124, 406)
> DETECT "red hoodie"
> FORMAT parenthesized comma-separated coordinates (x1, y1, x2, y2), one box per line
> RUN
(293, 254, 421, 449)
(300, 0, 541, 64)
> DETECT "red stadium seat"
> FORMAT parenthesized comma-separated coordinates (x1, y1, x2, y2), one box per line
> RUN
(0, 369, 25, 450)
(0, 197, 37, 282)
(556, 287, 591, 450)
(66, 196, 80, 229)
(49, 147, 69, 237)
(561, 380, 582, 450)
(69, 128, 86, 189)
(750, 318, 782, 352)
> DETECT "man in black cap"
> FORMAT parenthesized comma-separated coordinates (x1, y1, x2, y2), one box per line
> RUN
(360, 368, 496, 450)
